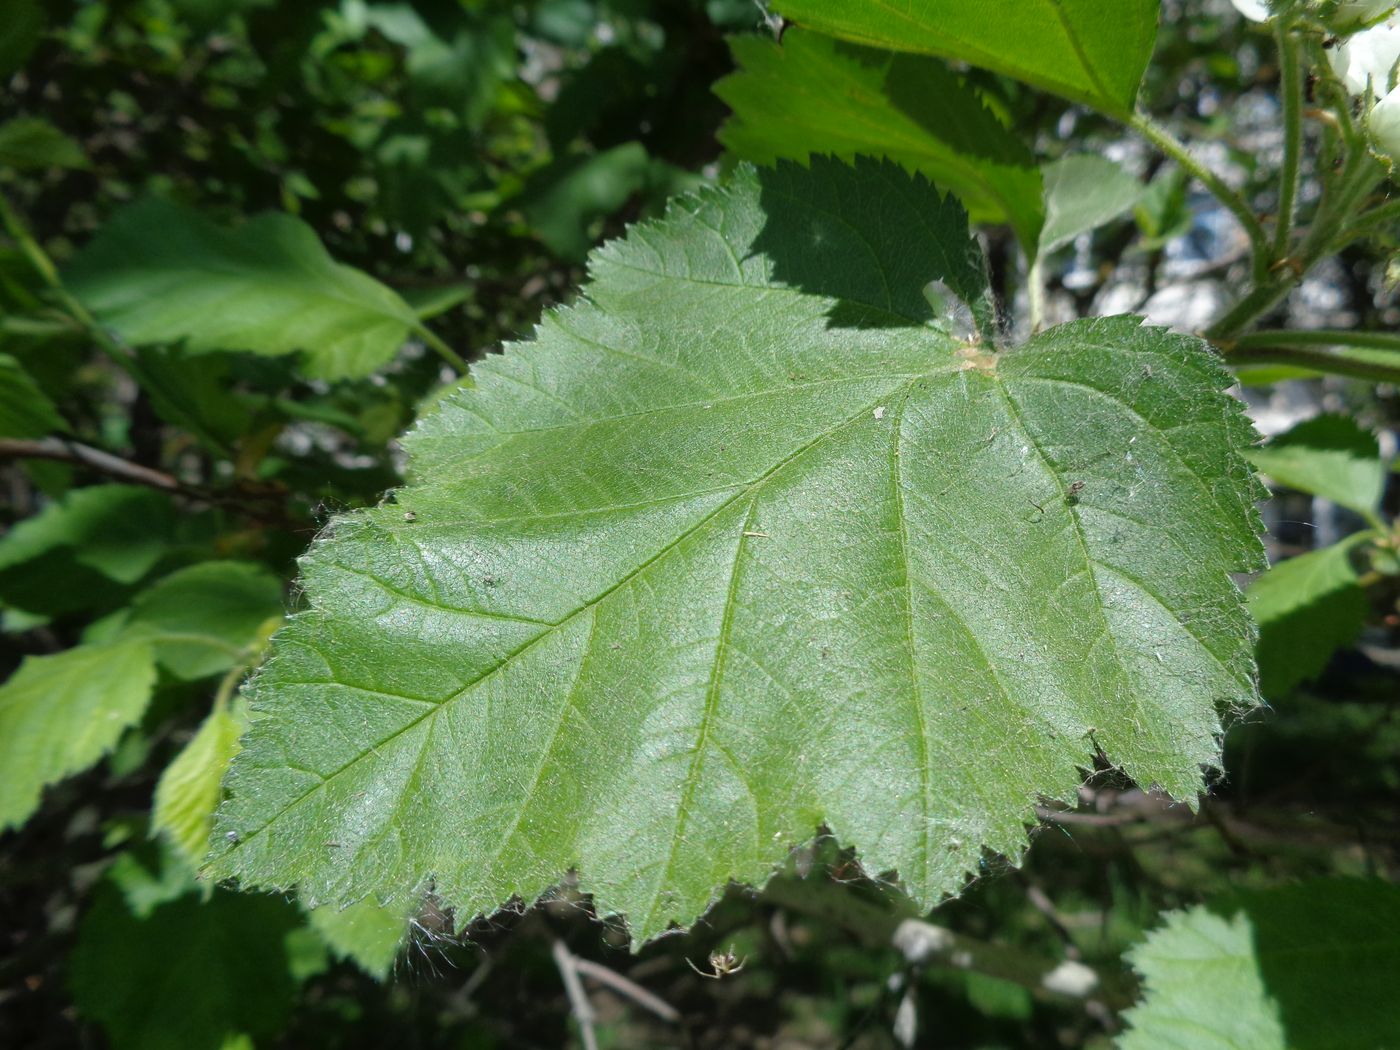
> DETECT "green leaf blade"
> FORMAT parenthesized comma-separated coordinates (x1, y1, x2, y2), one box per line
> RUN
(0, 639, 157, 831)
(770, 0, 1162, 116)
(66, 200, 420, 380)
(211, 158, 1262, 944)
(1246, 413, 1384, 518)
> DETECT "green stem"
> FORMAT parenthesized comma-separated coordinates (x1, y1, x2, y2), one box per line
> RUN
(1337, 196, 1400, 244)
(1232, 329, 1400, 352)
(1273, 21, 1303, 260)
(1224, 343, 1400, 384)
(1129, 110, 1272, 282)
(412, 322, 469, 373)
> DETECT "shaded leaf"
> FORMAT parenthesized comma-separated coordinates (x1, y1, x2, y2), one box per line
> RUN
(1247, 535, 1370, 696)
(66, 199, 421, 380)
(1040, 154, 1143, 254)
(0, 638, 157, 831)
(771, 0, 1161, 116)
(0, 351, 66, 437)
(1121, 879, 1400, 1050)
(210, 157, 1263, 944)
(716, 29, 1044, 249)
(124, 561, 284, 680)
(0, 116, 88, 170)
(0, 485, 176, 586)
(70, 880, 305, 1050)
(1247, 413, 1385, 518)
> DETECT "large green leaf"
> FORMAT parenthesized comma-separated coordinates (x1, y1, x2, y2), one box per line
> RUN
(1120, 879, 1400, 1049)
(211, 158, 1263, 944)
(0, 638, 157, 830)
(716, 29, 1044, 250)
(65, 199, 420, 380)
(771, 0, 1162, 117)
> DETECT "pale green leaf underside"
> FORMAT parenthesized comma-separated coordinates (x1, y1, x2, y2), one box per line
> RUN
(66, 199, 418, 380)
(212, 158, 1262, 943)
(770, 0, 1162, 117)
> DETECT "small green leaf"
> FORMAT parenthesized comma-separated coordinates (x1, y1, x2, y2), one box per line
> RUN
(1247, 535, 1370, 696)
(0, 638, 157, 831)
(1121, 879, 1400, 1050)
(124, 561, 284, 681)
(522, 142, 665, 261)
(0, 352, 66, 437)
(211, 158, 1263, 944)
(0, 485, 176, 584)
(771, 0, 1162, 116)
(1247, 414, 1385, 518)
(65, 199, 421, 380)
(1039, 155, 1143, 254)
(0, 116, 88, 170)
(153, 700, 248, 866)
(716, 29, 1045, 250)
(307, 896, 413, 979)
(70, 880, 306, 1050)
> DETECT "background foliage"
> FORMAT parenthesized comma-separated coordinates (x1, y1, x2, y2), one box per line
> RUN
(1, 1, 1398, 1048)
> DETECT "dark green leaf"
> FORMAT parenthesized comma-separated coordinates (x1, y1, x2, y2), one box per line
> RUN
(716, 30, 1044, 250)
(0, 485, 176, 585)
(0, 352, 66, 437)
(0, 116, 88, 170)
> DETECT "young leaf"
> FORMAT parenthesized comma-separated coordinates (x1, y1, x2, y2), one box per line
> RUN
(1039, 155, 1144, 255)
(0, 638, 157, 831)
(153, 700, 248, 866)
(769, 0, 1162, 117)
(65, 199, 421, 380)
(716, 30, 1045, 250)
(0, 351, 66, 437)
(1246, 413, 1385, 519)
(1247, 535, 1370, 696)
(210, 157, 1263, 944)
(1121, 879, 1400, 1050)
(70, 881, 306, 1050)
(124, 561, 284, 681)
(306, 896, 413, 979)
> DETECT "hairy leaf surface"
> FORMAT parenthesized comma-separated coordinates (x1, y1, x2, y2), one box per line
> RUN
(770, 0, 1161, 116)
(211, 157, 1263, 943)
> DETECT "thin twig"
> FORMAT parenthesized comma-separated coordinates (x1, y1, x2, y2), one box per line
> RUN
(551, 940, 599, 1050)
(1272, 20, 1303, 260)
(572, 957, 681, 1023)
(0, 436, 185, 492)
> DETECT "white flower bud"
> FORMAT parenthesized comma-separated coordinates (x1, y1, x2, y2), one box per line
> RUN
(1370, 84, 1400, 166)
(1332, 1, 1398, 31)
(1329, 18, 1400, 99)
(1229, 0, 1272, 20)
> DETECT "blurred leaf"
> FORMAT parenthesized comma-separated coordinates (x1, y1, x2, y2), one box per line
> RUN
(769, 0, 1162, 116)
(70, 880, 306, 1050)
(0, 0, 42, 77)
(1121, 879, 1400, 1050)
(0, 351, 66, 437)
(153, 699, 248, 866)
(108, 843, 202, 918)
(1039, 154, 1143, 254)
(123, 561, 283, 680)
(0, 638, 157, 831)
(522, 142, 661, 261)
(0, 485, 176, 585)
(132, 346, 255, 450)
(402, 283, 470, 320)
(716, 30, 1044, 250)
(0, 116, 88, 170)
(1134, 167, 1191, 248)
(307, 895, 413, 979)
(66, 199, 421, 380)
(1247, 413, 1384, 517)
(1247, 535, 1370, 696)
